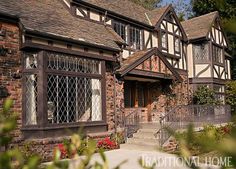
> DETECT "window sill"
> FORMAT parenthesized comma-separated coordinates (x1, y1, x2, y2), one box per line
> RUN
(21, 121, 108, 139)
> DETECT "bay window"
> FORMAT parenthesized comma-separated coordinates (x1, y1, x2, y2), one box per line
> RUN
(22, 51, 104, 129)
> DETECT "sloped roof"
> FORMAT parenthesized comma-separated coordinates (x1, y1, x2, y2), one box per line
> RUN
(181, 11, 218, 40)
(146, 5, 170, 26)
(81, 0, 169, 26)
(82, 0, 150, 25)
(0, 0, 121, 50)
(117, 47, 182, 81)
(118, 49, 153, 74)
(105, 26, 126, 44)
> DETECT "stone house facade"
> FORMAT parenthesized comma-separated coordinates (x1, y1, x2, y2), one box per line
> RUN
(0, 0, 230, 161)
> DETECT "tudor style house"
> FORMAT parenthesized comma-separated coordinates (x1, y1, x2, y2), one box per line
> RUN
(0, 0, 231, 160)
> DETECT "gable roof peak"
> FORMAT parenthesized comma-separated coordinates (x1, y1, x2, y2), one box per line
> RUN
(181, 11, 219, 40)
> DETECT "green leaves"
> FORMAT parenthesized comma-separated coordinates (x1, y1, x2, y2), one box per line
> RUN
(192, 86, 221, 105)
(226, 81, 236, 114)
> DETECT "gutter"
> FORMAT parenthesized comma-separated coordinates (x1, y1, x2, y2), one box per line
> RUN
(0, 11, 19, 23)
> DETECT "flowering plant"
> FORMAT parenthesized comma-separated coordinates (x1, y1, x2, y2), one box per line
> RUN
(55, 143, 67, 159)
(97, 137, 118, 150)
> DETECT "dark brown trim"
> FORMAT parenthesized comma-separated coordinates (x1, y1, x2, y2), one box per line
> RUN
(196, 64, 211, 78)
(21, 42, 116, 62)
(128, 69, 173, 80)
(101, 61, 106, 123)
(24, 29, 121, 52)
(119, 48, 156, 76)
(22, 122, 108, 139)
(0, 12, 19, 24)
(154, 6, 187, 41)
(189, 77, 226, 85)
(118, 47, 182, 81)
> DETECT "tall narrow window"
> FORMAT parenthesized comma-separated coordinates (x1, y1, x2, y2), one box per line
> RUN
(113, 21, 126, 41)
(130, 26, 141, 50)
(174, 38, 180, 53)
(23, 52, 38, 125)
(212, 45, 223, 63)
(161, 31, 167, 49)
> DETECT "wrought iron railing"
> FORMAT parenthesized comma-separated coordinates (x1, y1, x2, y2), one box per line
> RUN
(157, 105, 231, 147)
(123, 108, 141, 141)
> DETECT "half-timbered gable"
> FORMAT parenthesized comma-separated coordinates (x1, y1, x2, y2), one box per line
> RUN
(154, 6, 187, 70)
(117, 48, 182, 81)
(182, 11, 231, 103)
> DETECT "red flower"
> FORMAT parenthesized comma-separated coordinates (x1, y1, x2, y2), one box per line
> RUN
(57, 143, 67, 158)
(96, 137, 118, 150)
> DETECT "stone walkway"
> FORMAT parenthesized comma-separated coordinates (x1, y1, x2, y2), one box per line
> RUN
(68, 148, 220, 169)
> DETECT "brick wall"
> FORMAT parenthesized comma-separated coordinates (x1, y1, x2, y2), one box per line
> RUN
(0, 21, 23, 141)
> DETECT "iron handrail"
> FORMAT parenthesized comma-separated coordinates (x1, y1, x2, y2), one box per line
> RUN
(123, 108, 141, 141)
(157, 104, 231, 147)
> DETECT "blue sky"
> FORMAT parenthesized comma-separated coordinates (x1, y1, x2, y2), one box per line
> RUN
(160, 0, 190, 6)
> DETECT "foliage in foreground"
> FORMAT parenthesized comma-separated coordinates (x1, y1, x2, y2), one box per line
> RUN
(172, 121, 236, 169)
(0, 99, 126, 169)
(226, 81, 236, 115)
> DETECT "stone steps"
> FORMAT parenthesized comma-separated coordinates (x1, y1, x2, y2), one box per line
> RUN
(121, 122, 161, 151)
(120, 143, 158, 151)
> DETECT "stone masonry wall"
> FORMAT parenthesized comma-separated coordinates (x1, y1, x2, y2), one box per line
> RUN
(0, 21, 23, 141)
(150, 74, 190, 122)
(105, 64, 124, 130)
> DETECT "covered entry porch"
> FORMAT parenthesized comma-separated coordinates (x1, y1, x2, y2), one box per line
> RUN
(123, 77, 171, 123)
(117, 48, 183, 123)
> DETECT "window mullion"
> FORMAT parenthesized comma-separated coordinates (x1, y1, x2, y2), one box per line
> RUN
(38, 51, 47, 127)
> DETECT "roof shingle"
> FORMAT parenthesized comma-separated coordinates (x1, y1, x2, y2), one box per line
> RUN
(181, 11, 218, 40)
(0, 0, 121, 50)
(82, 0, 150, 25)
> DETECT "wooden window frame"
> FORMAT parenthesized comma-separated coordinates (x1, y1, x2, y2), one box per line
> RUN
(22, 50, 107, 133)
(112, 20, 127, 42)
(129, 26, 142, 50)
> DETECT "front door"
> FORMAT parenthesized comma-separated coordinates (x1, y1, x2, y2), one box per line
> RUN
(124, 81, 151, 122)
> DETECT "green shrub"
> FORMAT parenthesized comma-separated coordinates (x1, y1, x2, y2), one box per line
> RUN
(193, 86, 221, 105)
(226, 81, 236, 114)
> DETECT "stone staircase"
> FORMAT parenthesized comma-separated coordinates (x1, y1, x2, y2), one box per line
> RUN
(120, 122, 161, 151)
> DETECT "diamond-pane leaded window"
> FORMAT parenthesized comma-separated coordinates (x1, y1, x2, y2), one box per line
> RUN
(25, 74, 38, 125)
(193, 43, 209, 61)
(47, 75, 102, 123)
(24, 52, 38, 69)
(23, 51, 103, 127)
(46, 52, 102, 124)
(47, 53, 101, 74)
